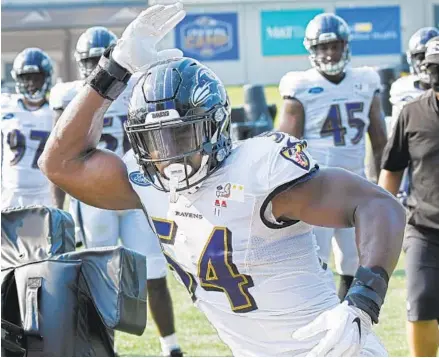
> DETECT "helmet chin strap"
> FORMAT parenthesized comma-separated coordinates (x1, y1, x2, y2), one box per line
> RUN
(164, 163, 192, 203)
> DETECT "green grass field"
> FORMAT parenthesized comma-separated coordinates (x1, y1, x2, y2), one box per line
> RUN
(116, 257, 409, 357)
(115, 86, 412, 357)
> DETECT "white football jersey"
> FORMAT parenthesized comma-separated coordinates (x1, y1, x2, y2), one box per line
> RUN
(124, 133, 340, 356)
(279, 67, 381, 175)
(1, 94, 53, 192)
(389, 75, 425, 133)
(49, 75, 139, 157)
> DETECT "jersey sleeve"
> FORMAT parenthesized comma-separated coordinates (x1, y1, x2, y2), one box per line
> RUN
(250, 132, 319, 227)
(266, 132, 319, 193)
(1, 93, 13, 110)
(389, 77, 403, 106)
(363, 67, 382, 95)
(49, 82, 79, 110)
(278, 71, 308, 99)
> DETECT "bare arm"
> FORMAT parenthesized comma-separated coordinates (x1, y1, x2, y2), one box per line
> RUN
(39, 85, 141, 210)
(367, 94, 387, 179)
(50, 109, 67, 209)
(277, 98, 305, 138)
(272, 168, 405, 275)
(378, 169, 404, 196)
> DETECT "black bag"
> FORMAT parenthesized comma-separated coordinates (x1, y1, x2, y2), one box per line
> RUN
(231, 84, 275, 141)
(1, 205, 76, 267)
(1, 206, 147, 357)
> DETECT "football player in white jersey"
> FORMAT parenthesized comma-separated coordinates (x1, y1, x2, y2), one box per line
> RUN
(390, 27, 439, 131)
(1, 48, 54, 209)
(49, 26, 182, 357)
(278, 13, 388, 300)
(40, 4, 406, 356)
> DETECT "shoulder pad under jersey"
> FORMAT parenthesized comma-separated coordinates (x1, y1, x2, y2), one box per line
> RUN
(231, 132, 319, 198)
(352, 66, 382, 94)
(390, 75, 419, 105)
(49, 80, 84, 110)
(1, 93, 17, 110)
(279, 71, 311, 100)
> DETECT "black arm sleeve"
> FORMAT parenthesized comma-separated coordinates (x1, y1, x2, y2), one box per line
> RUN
(381, 110, 409, 171)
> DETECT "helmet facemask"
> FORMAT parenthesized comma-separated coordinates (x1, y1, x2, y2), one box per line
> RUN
(408, 50, 431, 85)
(125, 105, 231, 197)
(76, 55, 102, 79)
(307, 39, 350, 76)
(12, 70, 50, 104)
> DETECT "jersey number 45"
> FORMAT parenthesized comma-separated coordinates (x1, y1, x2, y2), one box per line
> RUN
(320, 102, 365, 146)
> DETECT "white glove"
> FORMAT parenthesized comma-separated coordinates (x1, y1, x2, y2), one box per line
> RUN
(112, 2, 186, 73)
(292, 301, 372, 357)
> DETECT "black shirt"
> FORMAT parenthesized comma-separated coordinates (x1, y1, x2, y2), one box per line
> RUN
(382, 89, 439, 231)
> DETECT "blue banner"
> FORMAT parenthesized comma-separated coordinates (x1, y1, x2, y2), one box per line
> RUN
(336, 6, 401, 55)
(435, 5, 439, 28)
(175, 12, 239, 61)
(260, 9, 323, 56)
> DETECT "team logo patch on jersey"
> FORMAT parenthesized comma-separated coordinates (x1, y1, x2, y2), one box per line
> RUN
(308, 87, 324, 94)
(2, 113, 14, 120)
(280, 139, 310, 170)
(129, 171, 151, 187)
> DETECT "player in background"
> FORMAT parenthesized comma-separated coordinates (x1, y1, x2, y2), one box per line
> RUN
(40, 4, 406, 356)
(379, 37, 439, 357)
(1, 48, 54, 209)
(390, 27, 439, 130)
(49, 26, 182, 357)
(278, 13, 388, 300)
(388, 27, 439, 205)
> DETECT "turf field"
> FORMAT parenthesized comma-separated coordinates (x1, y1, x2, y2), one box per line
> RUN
(115, 85, 412, 357)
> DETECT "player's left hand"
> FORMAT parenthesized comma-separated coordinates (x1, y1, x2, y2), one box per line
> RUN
(292, 301, 372, 357)
(112, 2, 186, 73)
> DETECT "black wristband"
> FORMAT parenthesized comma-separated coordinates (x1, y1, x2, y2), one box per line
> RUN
(344, 266, 389, 324)
(86, 44, 132, 101)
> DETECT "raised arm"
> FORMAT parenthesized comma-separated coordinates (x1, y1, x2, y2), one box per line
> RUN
(39, 85, 140, 210)
(39, 3, 186, 210)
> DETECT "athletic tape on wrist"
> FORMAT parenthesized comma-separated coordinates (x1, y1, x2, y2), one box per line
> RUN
(345, 266, 389, 324)
(86, 44, 132, 101)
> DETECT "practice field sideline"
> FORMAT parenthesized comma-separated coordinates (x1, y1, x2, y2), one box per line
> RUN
(113, 85, 411, 357)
